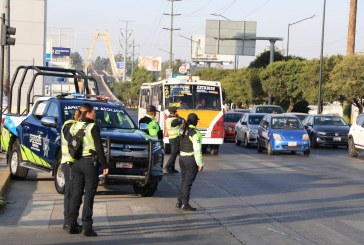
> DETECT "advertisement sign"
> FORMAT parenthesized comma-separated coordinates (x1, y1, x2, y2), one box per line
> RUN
(52, 47, 71, 57)
(138, 56, 162, 72)
(191, 35, 234, 63)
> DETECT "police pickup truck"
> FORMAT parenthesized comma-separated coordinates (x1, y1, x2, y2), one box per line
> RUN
(1, 66, 164, 197)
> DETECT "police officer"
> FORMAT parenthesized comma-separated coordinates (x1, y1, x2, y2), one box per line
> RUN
(164, 106, 184, 173)
(177, 113, 204, 211)
(68, 103, 109, 237)
(139, 105, 163, 140)
(61, 109, 82, 233)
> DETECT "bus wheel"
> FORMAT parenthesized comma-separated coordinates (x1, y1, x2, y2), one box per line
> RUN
(211, 145, 219, 155)
(164, 143, 171, 154)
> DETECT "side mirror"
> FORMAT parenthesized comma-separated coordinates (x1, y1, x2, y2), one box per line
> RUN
(41, 116, 57, 128)
(139, 123, 149, 130)
(241, 121, 247, 126)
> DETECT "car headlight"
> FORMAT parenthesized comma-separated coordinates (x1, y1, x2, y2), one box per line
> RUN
(273, 133, 283, 140)
(225, 126, 233, 131)
(250, 129, 257, 135)
(317, 131, 326, 136)
(302, 133, 309, 140)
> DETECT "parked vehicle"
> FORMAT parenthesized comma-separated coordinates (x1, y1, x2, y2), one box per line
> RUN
(250, 105, 284, 114)
(348, 113, 364, 157)
(235, 113, 266, 147)
(286, 112, 308, 122)
(302, 114, 350, 148)
(224, 112, 244, 141)
(228, 109, 250, 113)
(257, 114, 310, 156)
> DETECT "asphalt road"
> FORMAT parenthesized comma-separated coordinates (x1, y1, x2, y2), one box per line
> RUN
(2, 140, 364, 245)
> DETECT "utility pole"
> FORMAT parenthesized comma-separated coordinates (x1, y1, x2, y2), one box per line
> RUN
(120, 20, 133, 82)
(131, 39, 139, 77)
(163, 0, 181, 69)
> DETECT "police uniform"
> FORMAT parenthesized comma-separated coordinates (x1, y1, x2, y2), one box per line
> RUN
(177, 113, 204, 211)
(139, 105, 163, 140)
(164, 107, 184, 173)
(68, 118, 108, 236)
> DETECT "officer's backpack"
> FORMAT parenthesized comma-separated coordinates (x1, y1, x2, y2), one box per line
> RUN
(67, 123, 87, 160)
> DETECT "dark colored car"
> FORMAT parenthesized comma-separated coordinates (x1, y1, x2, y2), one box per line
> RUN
(302, 114, 350, 148)
(224, 112, 243, 141)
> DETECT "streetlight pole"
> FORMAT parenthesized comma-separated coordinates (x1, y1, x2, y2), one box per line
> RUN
(317, 0, 326, 114)
(286, 15, 315, 56)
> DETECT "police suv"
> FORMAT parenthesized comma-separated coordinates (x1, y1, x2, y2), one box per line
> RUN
(1, 66, 163, 197)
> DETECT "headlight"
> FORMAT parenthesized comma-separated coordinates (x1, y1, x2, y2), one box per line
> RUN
(317, 131, 326, 136)
(273, 133, 283, 140)
(225, 126, 233, 131)
(250, 129, 257, 135)
(302, 134, 309, 140)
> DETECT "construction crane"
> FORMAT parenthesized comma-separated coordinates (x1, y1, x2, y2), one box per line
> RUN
(84, 29, 121, 82)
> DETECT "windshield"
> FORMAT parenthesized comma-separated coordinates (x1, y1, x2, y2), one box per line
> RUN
(165, 84, 221, 110)
(63, 105, 136, 129)
(271, 117, 303, 129)
(224, 113, 242, 123)
(314, 116, 347, 126)
(248, 115, 265, 125)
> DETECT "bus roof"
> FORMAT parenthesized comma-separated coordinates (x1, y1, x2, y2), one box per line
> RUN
(141, 77, 221, 87)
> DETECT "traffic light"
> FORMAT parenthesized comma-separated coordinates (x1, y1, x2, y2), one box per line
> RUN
(1, 24, 16, 46)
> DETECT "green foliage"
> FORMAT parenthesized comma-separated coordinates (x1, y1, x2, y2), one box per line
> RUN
(70, 52, 83, 70)
(194, 68, 232, 81)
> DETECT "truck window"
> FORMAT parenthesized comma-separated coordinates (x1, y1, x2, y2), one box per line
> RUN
(33, 101, 48, 120)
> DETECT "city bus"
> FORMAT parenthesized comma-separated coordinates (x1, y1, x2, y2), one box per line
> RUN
(138, 76, 224, 155)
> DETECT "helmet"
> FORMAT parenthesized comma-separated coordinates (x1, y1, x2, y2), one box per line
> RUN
(187, 113, 199, 126)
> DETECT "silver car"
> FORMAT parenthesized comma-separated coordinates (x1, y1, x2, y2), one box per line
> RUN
(235, 113, 266, 147)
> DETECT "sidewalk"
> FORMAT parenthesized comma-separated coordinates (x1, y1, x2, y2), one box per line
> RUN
(0, 153, 10, 197)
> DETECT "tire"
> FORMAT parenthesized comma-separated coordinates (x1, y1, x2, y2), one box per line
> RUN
(211, 145, 219, 155)
(267, 141, 274, 155)
(348, 138, 358, 157)
(9, 140, 29, 180)
(257, 139, 263, 153)
(235, 134, 241, 146)
(54, 152, 65, 194)
(310, 134, 317, 148)
(164, 143, 171, 154)
(243, 134, 250, 148)
(303, 150, 310, 156)
(133, 182, 158, 197)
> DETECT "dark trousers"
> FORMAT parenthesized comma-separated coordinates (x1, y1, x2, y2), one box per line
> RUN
(69, 158, 99, 232)
(165, 137, 180, 170)
(178, 156, 198, 205)
(63, 163, 71, 225)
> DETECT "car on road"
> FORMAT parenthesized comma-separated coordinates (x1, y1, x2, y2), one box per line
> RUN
(302, 114, 350, 148)
(224, 112, 244, 141)
(348, 113, 364, 157)
(286, 112, 308, 122)
(250, 105, 284, 114)
(235, 113, 266, 147)
(228, 109, 250, 113)
(257, 114, 310, 155)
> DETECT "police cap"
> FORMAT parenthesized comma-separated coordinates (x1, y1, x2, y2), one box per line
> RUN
(147, 105, 158, 112)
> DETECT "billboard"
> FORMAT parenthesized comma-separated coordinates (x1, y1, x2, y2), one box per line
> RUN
(52, 47, 71, 57)
(205, 20, 257, 56)
(138, 56, 162, 72)
(191, 35, 234, 63)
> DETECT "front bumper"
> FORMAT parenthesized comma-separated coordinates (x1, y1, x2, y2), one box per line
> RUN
(271, 139, 310, 152)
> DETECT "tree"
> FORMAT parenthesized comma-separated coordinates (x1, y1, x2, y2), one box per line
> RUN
(70, 52, 83, 70)
(248, 50, 304, 69)
(328, 54, 364, 113)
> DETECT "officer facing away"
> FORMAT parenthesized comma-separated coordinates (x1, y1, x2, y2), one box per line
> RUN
(164, 106, 185, 173)
(177, 113, 204, 211)
(139, 105, 163, 140)
(61, 108, 82, 233)
(68, 103, 109, 237)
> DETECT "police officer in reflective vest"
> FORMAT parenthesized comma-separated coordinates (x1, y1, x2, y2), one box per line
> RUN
(177, 113, 204, 211)
(68, 103, 109, 237)
(139, 105, 163, 140)
(61, 109, 82, 233)
(164, 106, 185, 173)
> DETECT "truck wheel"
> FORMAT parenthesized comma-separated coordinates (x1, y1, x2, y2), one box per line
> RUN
(9, 141, 29, 180)
(164, 143, 171, 154)
(211, 145, 219, 155)
(348, 138, 358, 157)
(54, 153, 65, 194)
(133, 182, 158, 197)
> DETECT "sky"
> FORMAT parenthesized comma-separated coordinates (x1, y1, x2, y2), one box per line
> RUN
(47, 0, 362, 67)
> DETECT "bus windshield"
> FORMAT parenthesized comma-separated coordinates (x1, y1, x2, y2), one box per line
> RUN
(164, 84, 221, 110)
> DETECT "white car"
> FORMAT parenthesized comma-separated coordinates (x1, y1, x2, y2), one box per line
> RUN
(235, 113, 266, 147)
(348, 113, 364, 157)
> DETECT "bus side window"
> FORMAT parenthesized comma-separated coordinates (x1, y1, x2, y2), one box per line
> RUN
(140, 88, 150, 109)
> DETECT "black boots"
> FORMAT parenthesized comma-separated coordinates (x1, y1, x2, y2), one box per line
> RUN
(83, 230, 98, 237)
(176, 199, 182, 208)
(180, 203, 197, 211)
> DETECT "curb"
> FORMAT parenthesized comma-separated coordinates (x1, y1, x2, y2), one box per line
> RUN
(0, 167, 10, 197)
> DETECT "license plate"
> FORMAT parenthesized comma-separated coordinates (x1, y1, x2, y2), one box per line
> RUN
(116, 162, 133, 168)
(333, 137, 341, 142)
(288, 142, 297, 147)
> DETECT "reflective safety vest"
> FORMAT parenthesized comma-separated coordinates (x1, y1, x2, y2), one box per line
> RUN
(61, 119, 75, 164)
(70, 121, 96, 157)
(146, 114, 160, 140)
(180, 125, 204, 167)
(166, 116, 180, 139)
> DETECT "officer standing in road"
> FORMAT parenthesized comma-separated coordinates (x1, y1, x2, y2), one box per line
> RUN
(164, 106, 185, 173)
(177, 113, 204, 211)
(68, 103, 109, 237)
(139, 105, 163, 140)
(61, 108, 82, 233)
